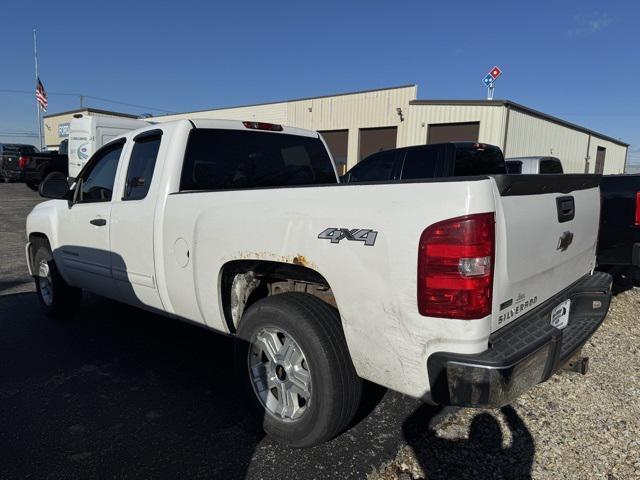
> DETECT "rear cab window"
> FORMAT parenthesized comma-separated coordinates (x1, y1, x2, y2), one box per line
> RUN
(539, 159, 563, 174)
(454, 144, 506, 176)
(180, 129, 336, 191)
(506, 161, 523, 174)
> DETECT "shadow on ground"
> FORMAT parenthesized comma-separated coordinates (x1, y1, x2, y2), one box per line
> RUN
(0, 291, 536, 479)
(402, 404, 535, 480)
(0, 292, 427, 479)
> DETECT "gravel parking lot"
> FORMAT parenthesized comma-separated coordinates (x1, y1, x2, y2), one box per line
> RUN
(1, 183, 638, 479)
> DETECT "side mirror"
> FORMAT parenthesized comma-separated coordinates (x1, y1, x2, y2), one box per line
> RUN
(39, 172, 70, 199)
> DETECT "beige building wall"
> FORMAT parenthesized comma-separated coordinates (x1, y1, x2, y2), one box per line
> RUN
(505, 109, 627, 174)
(150, 86, 417, 169)
(404, 104, 506, 147)
(43, 110, 90, 148)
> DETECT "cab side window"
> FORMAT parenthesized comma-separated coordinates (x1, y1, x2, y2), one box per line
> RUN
(347, 151, 396, 182)
(76, 142, 124, 203)
(123, 133, 162, 200)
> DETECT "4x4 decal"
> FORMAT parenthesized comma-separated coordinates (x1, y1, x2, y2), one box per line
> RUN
(318, 228, 378, 246)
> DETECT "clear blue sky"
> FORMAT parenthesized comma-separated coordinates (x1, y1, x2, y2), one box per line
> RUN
(1, 0, 638, 164)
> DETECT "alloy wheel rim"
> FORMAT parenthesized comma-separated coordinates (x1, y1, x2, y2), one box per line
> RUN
(248, 327, 311, 421)
(38, 260, 53, 306)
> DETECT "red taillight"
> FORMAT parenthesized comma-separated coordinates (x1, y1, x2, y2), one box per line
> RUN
(418, 213, 495, 319)
(635, 192, 640, 226)
(18, 155, 28, 169)
(242, 121, 283, 131)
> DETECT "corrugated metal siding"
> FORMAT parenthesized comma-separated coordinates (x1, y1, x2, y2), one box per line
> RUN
(404, 105, 505, 148)
(506, 109, 627, 174)
(586, 138, 628, 174)
(146, 89, 627, 174)
(150, 86, 416, 169)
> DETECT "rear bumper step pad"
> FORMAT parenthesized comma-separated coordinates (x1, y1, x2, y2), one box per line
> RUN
(427, 271, 613, 408)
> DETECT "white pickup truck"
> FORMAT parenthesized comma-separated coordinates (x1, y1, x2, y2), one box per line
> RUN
(26, 119, 613, 447)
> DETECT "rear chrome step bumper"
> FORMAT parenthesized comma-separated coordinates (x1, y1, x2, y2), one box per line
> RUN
(427, 271, 613, 408)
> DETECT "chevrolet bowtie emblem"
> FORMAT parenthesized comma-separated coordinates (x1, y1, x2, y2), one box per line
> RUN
(557, 231, 574, 252)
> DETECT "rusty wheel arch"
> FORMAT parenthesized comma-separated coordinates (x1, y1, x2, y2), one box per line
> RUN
(219, 260, 338, 334)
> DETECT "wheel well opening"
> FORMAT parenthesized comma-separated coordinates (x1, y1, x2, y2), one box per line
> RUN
(220, 260, 337, 333)
(27, 233, 50, 273)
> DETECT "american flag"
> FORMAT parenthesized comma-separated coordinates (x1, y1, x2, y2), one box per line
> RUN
(35, 77, 48, 111)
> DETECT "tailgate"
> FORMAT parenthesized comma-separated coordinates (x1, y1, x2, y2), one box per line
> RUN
(490, 174, 601, 332)
(1, 154, 18, 171)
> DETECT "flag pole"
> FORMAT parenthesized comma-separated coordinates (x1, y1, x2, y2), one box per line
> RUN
(33, 29, 43, 150)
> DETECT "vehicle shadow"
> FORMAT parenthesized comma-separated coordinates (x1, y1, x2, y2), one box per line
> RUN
(401, 403, 535, 479)
(1, 243, 534, 479)
(0, 288, 431, 479)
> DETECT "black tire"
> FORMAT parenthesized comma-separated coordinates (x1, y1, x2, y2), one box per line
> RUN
(26, 182, 39, 191)
(235, 292, 362, 447)
(31, 238, 82, 317)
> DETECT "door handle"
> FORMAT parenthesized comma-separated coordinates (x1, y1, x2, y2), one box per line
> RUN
(90, 218, 107, 226)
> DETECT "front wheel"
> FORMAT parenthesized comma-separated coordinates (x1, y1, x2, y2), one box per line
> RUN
(235, 292, 362, 447)
(32, 239, 82, 317)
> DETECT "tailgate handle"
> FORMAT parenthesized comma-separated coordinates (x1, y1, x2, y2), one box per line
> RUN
(556, 196, 575, 223)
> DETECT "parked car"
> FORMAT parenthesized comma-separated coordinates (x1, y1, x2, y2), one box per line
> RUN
(597, 174, 640, 281)
(0, 143, 40, 182)
(506, 156, 564, 174)
(68, 114, 148, 180)
(22, 140, 69, 191)
(27, 119, 612, 447)
(342, 142, 506, 182)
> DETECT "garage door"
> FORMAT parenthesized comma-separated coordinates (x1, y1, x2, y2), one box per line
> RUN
(359, 127, 397, 161)
(428, 122, 480, 144)
(319, 130, 348, 175)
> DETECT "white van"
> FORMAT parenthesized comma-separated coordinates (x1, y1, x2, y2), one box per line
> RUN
(68, 115, 148, 179)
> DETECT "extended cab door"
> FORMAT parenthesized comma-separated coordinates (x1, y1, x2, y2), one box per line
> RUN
(109, 129, 164, 310)
(56, 140, 125, 298)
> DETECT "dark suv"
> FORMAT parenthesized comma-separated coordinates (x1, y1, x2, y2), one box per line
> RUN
(343, 142, 506, 182)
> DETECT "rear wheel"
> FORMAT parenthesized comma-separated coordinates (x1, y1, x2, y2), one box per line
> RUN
(32, 238, 82, 317)
(26, 182, 39, 191)
(235, 292, 362, 447)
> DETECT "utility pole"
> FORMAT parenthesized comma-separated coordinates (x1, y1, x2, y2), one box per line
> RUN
(33, 30, 43, 150)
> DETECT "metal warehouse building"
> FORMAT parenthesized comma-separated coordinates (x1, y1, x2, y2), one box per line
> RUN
(147, 85, 628, 175)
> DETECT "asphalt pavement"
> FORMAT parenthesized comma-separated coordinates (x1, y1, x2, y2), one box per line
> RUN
(0, 183, 447, 479)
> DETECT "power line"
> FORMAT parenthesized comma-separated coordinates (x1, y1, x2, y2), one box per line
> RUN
(0, 132, 40, 137)
(0, 89, 175, 114)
